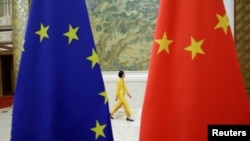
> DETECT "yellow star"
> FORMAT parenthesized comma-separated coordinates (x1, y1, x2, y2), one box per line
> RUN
(155, 32, 173, 54)
(63, 24, 79, 44)
(90, 120, 107, 140)
(99, 91, 108, 104)
(214, 14, 230, 34)
(35, 23, 49, 42)
(87, 49, 99, 68)
(184, 37, 205, 60)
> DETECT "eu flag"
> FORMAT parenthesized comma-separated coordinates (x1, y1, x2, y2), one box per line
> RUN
(11, 0, 114, 141)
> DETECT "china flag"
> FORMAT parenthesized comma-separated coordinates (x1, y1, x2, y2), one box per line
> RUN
(139, 0, 250, 141)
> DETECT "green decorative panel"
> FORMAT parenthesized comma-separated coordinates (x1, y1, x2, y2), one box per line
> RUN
(234, 0, 250, 100)
(86, 0, 159, 71)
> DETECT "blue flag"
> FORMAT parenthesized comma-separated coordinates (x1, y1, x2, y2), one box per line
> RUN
(11, 0, 113, 141)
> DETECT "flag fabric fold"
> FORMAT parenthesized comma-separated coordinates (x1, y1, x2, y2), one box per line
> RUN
(140, 0, 250, 140)
(11, 1, 113, 141)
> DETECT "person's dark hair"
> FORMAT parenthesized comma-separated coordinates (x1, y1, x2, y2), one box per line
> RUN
(118, 70, 124, 78)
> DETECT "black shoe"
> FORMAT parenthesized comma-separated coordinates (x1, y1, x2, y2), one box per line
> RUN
(110, 115, 114, 119)
(126, 118, 134, 121)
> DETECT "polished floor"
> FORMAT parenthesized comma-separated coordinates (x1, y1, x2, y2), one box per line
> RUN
(0, 107, 141, 141)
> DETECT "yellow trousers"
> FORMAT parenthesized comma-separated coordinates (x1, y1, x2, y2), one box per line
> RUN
(111, 95, 132, 117)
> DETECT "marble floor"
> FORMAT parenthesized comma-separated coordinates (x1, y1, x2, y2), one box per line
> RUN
(0, 107, 141, 141)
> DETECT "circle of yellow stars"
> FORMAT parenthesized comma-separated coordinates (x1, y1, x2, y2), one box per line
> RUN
(155, 13, 230, 60)
(34, 22, 110, 140)
(34, 23, 101, 69)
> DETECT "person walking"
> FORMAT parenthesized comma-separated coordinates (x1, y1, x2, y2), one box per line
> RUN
(110, 70, 134, 121)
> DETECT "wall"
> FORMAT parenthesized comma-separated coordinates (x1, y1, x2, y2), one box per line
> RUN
(86, 0, 159, 71)
(224, 0, 234, 35)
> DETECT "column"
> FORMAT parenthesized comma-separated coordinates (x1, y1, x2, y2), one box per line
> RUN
(12, 0, 29, 87)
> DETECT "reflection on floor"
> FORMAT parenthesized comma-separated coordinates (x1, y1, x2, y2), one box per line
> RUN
(0, 107, 141, 141)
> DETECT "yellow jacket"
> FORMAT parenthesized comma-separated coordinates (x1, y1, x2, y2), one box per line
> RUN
(116, 78, 129, 97)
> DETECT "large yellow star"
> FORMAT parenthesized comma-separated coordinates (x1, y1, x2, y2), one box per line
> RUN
(90, 120, 107, 140)
(63, 24, 79, 44)
(214, 14, 229, 34)
(184, 37, 205, 60)
(86, 49, 99, 68)
(99, 91, 108, 104)
(35, 23, 49, 42)
(155, 32, 173, 54)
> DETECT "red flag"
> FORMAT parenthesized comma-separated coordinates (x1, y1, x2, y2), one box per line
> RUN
(139, 0, 250, 140)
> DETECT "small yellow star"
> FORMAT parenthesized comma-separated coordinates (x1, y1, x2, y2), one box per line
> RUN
(99, 91, 108, 104)
(155, 32, 173, 54)
(214, 14, 230, 34)
(87, 49, 99, 68)
(63, 24, 79, 44)
(91, 120, 107, 140)
(35, 23, 49, 42)
(184, 37, 205, 60)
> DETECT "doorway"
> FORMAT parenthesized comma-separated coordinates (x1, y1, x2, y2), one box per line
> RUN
(0, 55, 13, 96)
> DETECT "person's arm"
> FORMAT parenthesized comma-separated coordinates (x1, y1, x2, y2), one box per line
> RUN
(124, 81, 132, 98)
